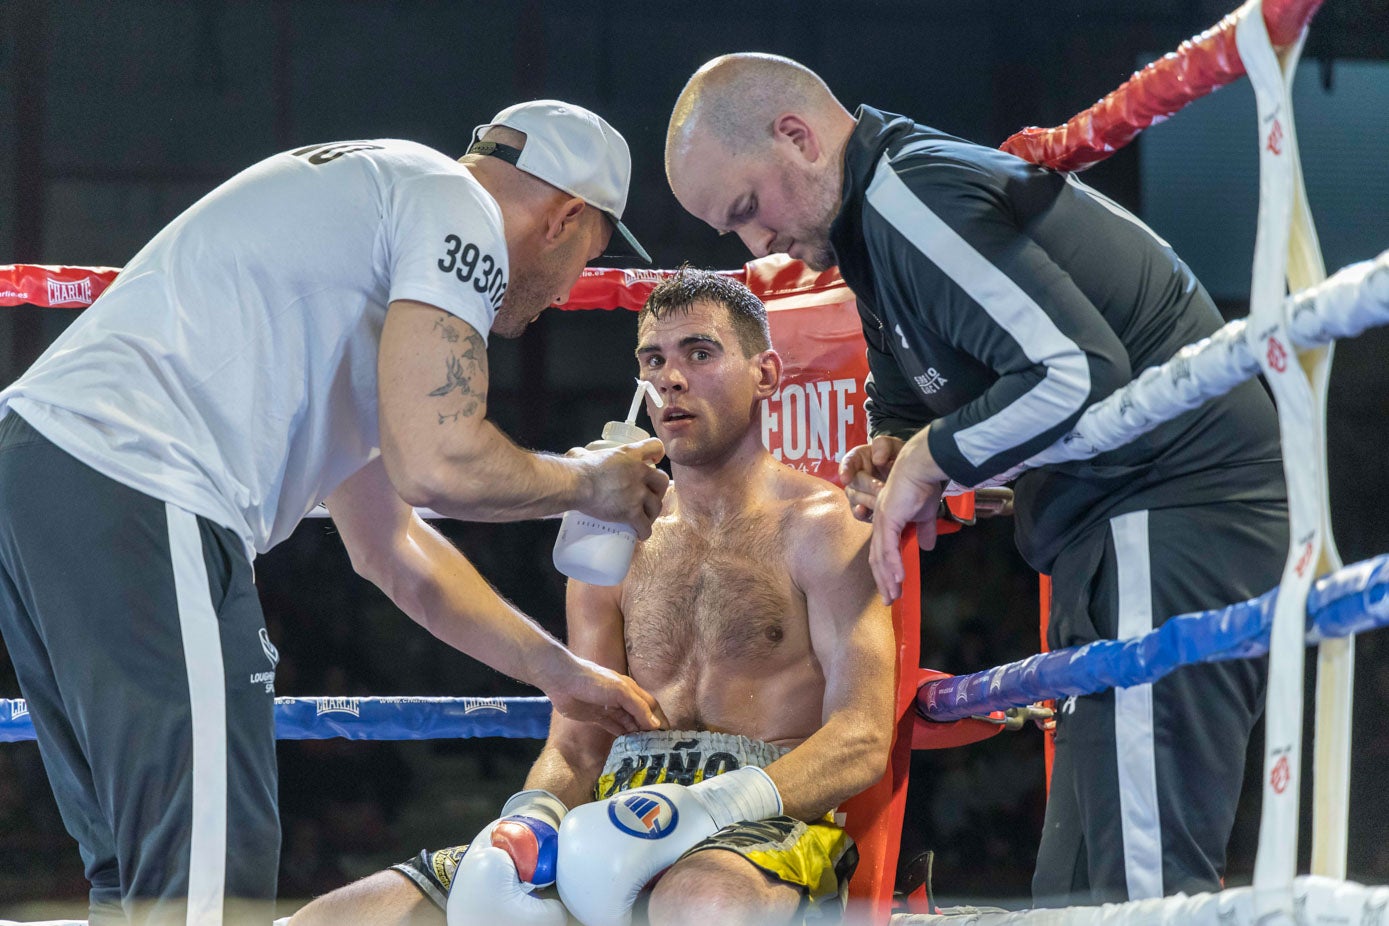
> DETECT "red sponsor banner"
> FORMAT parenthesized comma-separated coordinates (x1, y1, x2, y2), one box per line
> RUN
(561, 255, 848, 313)
(761, 293, 870, 485)
(562, 266, 738, 311)
(0, 264, 118, 308)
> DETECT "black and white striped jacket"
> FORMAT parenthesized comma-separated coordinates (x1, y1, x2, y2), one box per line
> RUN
(830, 106, 1284, 572)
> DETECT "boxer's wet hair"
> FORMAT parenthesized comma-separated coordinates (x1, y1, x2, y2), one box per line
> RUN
(639, 266, 771, 356)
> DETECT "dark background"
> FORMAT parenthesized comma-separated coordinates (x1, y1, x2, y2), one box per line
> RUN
(2, 0, 1387, 916)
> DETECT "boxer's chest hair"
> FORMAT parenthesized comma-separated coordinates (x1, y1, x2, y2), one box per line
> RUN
(622, 508, 799, 676)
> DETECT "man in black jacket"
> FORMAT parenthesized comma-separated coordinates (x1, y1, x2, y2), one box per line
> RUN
(665, 52, 1288, 908)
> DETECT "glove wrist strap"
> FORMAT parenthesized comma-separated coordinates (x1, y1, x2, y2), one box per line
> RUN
(500, 788, 568, 831)
(688, 766, 783, 830)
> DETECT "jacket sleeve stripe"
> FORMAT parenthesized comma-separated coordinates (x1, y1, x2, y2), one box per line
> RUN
(1064, 174, 1171, 250)
(865, 154, 1092, 468)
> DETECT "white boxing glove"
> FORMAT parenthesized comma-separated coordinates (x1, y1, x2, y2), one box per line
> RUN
(446, 789, 568, 926)
(556, 767, 782, 926)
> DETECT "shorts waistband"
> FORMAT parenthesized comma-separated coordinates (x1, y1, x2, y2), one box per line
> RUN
(596, 730, 789, 799)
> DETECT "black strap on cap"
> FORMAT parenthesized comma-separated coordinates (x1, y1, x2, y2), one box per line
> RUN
(466, 140, 523, 165)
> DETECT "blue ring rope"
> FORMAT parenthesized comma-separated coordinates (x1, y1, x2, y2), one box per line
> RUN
(0, 695, 552, 744)
(917, 553, 1389, 722)
(2, 555, 1385, 743)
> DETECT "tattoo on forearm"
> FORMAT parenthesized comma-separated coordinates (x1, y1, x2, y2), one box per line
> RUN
(433, 317, 461, 343)
(429, 355, 472, 397)
(438, 408, 476, 425)
(429, 325, 488, 423)
(436, 400, 479, 424)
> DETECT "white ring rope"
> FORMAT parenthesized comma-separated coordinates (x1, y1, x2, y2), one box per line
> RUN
(947, 248, 1389, 494)
(899, 874, 1389, 925)
(1238, 7, 1324, 913)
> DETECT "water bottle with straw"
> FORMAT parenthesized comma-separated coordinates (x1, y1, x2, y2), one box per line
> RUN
(552, 379, 664, 586)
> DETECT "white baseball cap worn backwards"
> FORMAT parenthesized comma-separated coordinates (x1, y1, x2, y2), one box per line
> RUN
(470, 99, 651, 264)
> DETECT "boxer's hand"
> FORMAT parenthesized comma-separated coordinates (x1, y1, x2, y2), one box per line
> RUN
(574, 439, 669, 540)
(447, 790, 567, 926)
(838, 435, 904, 522)
(542, 653, 667, 736)
(557, 768, 782, 926)
(448, 848, 566, 926)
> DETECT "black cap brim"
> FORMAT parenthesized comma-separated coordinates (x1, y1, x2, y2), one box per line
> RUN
(602, 214, 652, 265)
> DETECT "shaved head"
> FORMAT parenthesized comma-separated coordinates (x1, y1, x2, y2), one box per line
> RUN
(665, 53, 855, 271)
(666, 53, 846, 167)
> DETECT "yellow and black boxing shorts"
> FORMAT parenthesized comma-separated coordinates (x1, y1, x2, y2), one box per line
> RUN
(393, 843, 467, 910)
(599, 730, 858, 920)
(394, 730, 857, 920)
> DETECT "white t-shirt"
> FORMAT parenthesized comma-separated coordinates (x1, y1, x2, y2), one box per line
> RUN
(0, 139, 507, 555)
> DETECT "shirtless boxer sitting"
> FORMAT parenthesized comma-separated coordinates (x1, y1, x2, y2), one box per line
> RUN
(289, 269, 895, 926)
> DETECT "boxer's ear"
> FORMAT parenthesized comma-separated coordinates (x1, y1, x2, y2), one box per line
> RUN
(753, 348, 782, 398)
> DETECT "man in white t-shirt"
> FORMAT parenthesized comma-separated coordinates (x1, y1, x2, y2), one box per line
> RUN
(0, 100, 670, 925)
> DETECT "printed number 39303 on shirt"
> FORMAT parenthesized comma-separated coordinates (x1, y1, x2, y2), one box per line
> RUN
(438, 234, 506, 308)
